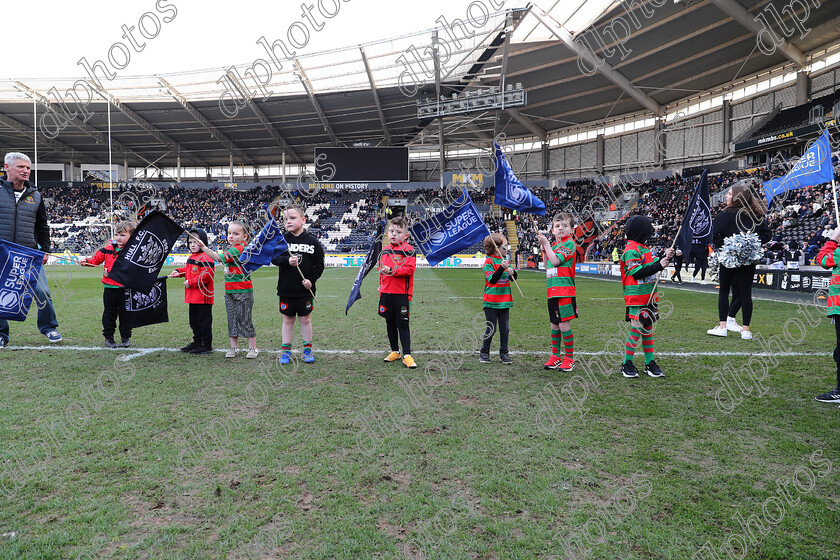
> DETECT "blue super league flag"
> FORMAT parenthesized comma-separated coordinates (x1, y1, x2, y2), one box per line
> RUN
(493, 142, 546, 215)
(239, 216, 289, 275)
(0, 239, 44, 321)
(763, 129, 835, 207)
(676, 169, 713, 261)
(410, 189, 491, 267)
(345, 220, 385, 315)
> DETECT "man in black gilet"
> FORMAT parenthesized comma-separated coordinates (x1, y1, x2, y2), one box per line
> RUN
(0, 152, 62, 347)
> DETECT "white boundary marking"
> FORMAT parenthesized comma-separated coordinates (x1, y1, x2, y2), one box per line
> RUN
(1, 345, 826, 361)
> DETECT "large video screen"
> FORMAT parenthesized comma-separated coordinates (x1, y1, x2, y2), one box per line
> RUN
(314, 147, 409, 182)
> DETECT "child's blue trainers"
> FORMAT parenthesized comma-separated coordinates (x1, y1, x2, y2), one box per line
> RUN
(303, 348, 315, 363)
(279, 350, 292, 365)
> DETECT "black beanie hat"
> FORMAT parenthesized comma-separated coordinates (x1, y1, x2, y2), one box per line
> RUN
(188, 228, 209, 247)
(624, 216, 653, 244)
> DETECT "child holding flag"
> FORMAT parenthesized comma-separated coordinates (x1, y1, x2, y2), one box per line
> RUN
(537, 213, 577, 371)
(619, 216, 674, 378)
(814, 227, 840, 403)
(193, 220, 258, 359)
(80, 220, 136, 348)
(480, 233, 516, 364)
(379, 216, 417, 368)
(272, 205, 325, 364)
(170, 229, 215, 354)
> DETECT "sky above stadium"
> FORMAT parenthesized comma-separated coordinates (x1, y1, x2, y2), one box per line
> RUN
(13, 0, 614, 79)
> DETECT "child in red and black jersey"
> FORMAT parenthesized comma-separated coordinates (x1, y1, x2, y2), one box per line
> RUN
(80, 220, 136, 348)
(169, 229, 215, 354)
(194, 220, 258, 359)
(379, 217, 417, 368)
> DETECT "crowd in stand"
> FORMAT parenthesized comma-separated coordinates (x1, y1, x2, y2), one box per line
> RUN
(38, 163, 840, 263)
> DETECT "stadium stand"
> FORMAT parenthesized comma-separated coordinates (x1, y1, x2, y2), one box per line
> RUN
(39, 155, 839, 267)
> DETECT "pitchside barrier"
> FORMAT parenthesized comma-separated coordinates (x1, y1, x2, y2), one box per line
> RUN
(46, 255, 830, 293)
(570, 262, 834, 293)
(47, 254, 487, 269)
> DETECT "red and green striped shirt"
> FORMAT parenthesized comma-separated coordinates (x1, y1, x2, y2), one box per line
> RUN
(817, 240, 840, 316)
(483, 256, 513, 309)
(222, 243, 253, 293)
(620, 240, 659, 307)
(545, 235, 576, 298)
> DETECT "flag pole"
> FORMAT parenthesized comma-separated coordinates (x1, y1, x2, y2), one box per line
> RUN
(468, 174, 523, 296)
(820, 129, 840, 226)
(287, 247, 318, 303)
(645, 222, 682, 306)
(487, 231, 524, 297)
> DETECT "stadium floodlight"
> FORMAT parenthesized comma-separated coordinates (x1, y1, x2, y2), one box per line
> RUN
(417, 83, 526, 119)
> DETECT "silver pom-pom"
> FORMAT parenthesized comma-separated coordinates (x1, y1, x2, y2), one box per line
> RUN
(708, 251, 720, 282)
(718, 233, 764, 268)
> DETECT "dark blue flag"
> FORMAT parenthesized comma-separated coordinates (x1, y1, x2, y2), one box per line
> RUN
(410, 189, 490, 267)
(763, 130, 834, 207)
(676, 169, 713, 260)
(493, 142, 546, 215)
(109, 210, 184, 294)
(239, 216, 289, 275)
(0, 239, 44, 321)
(345, 220, 385, 315)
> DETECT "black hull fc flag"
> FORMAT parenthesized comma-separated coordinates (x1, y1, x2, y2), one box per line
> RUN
(123, 277, 169, 328)
(345, 220, 384, 315)
(109, 211, 184, 294)
(676, 169, 713, 261)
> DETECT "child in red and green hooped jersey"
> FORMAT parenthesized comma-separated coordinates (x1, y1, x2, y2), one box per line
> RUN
(814, 227, 840, 403)
(537, 213, 578, 371)
(194, 220, 258, 359)
(619, 216, 674, 379)
(480, 233, 517, 365)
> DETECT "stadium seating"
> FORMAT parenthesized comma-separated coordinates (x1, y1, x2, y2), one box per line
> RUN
(38, 161, 838, 262)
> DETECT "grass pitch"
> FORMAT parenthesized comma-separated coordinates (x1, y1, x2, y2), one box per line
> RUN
(0, 266, 837, 559)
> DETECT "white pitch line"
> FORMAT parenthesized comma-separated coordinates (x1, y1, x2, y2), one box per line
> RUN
(1, 346, 825, 358)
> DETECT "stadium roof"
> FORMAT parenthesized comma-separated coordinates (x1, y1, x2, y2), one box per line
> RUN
(2, 0, 840, 170)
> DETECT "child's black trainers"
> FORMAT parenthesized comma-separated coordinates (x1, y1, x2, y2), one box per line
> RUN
(644, 360, 665, 378)
(104, 338, 118, 348)
(479, 351, 491, 363)
(500, 353, 512, 365)
(621, 361, 639, 378)
(815, 388, 840, 403)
